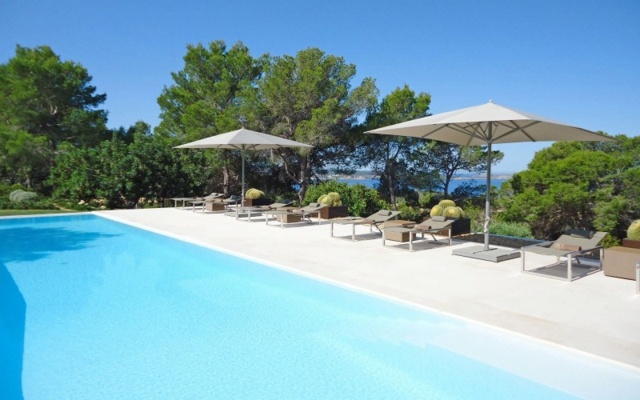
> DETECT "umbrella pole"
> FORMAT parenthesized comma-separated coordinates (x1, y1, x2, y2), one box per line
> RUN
(484, 125, 493, 251)
(241, 150, 246, 205)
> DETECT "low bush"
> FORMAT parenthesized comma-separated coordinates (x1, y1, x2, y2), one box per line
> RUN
(488, 221, 534, 238)
(304, 180, 388, 217)
(9, 189, 38, 203)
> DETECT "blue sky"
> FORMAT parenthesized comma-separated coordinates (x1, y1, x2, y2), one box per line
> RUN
(1, 0, 638, 173)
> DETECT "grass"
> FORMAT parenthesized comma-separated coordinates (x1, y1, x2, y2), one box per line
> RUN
(0, 209, 79, 217)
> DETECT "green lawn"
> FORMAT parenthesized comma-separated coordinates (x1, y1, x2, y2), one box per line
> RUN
(0, 209, 79, 217)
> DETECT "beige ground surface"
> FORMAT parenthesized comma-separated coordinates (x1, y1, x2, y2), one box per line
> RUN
(98, 207, 640, 371)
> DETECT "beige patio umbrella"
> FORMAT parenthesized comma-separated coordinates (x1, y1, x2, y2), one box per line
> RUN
(176, 128, 312, 204)
(367, 101, 614, 261)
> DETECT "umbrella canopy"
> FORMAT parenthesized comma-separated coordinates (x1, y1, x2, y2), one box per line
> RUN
(367, 101, 614, 257)
(175, 128, 312, 202)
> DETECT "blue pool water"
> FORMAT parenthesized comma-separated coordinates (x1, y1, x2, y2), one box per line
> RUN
(0, 214, 637, 399)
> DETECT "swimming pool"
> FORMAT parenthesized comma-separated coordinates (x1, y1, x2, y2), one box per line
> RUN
(1, 214, 638, 399)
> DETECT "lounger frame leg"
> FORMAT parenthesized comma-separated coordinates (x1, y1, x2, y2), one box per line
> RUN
(636, 262, 640, 295)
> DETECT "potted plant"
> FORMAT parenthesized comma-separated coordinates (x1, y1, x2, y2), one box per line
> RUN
(243, 188, 271, 207)
(317, 192, 348, 219)
(622, 219, 640, 249)
(429, 199, 470, 236)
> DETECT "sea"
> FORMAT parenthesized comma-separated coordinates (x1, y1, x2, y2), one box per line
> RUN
(337, 177, 508, 191)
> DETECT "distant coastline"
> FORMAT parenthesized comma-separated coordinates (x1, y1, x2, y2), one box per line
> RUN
(323, 172, 513, 181)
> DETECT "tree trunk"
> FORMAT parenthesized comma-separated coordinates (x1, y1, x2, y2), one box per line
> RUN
(222, 165, 230, 197)
(388, 175, 397, 210)
(296, 155, 312, 204)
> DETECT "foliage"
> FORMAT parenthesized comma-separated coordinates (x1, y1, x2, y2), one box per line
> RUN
(461, 204, 485, 233)
(0, 209, 73, 216)
(628, 220, 640, 240)
(0, 45, 108, 190)
(9, 189, 37, 203)
(409, 142, 503, 196)
(443, 206, 462, 219)
(49, 131, 210, 208)
(316, 192, 342, 206)
(396, 200, 427, 223)
(450, 181, 487, 203)
(430, 199, 467, 220)
(250, 47, 378, 203)
(0, 189, 56, 210)
(430, 204, 444, 217)
(245, 188, 265, 199)
(488, 221, 533, 238)
(0, 183, 29, 197)
(156, 41, 265, 195)
(501, 138, 636, 240)
(304, 180, 387, 217)
(438, 199, 456, 208)
(357, 85, 431, 207)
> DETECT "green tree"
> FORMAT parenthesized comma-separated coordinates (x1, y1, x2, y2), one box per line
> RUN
(410, 142, 504, 197)
(303, 180, 387, 217)
(250, 47, 378, 202)
(0, 127, 50, 188)
(50, 122, 211, 208)
(501, 141, 624, 239)
(358, 85, 431, 208)
(0, 45, 108, 190)
(127, 123, 211, 205)
(156, 40, 264, 196)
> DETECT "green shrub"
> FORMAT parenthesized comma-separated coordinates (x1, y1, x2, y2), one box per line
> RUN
(245, 188, 264, 199)
(398, 204, 427, 222)
(327, 192, 342, 206)
(433, 200, 467, 220)
(488, 221, 534, 238)
(318, 194, 334, 206)
(438, 199, 456, 208)
(316, 191, 342, 207)
(627, 220, 640, 240)
(443, 206, 462, 219)
(304, 180, 387, 217)
(9, 189, 37, 203)
(430, 204, 444, 217)
(0, 184, 28, 197)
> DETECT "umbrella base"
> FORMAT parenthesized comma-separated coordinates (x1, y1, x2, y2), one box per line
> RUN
(453, 245, 520, 263)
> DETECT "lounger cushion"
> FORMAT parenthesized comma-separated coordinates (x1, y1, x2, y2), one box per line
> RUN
(553, 243, 582, 252)
(568, 229, 593, 239)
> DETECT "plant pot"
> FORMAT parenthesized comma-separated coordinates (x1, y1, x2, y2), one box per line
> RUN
(319, 206, 349, 220)
(243, 198, 271, 207)
(622, 238, 640, 249)
(205, 202, 226, 212)
(438, 218, 471, 237)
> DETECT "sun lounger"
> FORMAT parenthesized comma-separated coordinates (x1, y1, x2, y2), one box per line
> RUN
(264, 203, 327, 227)
(170, 193, 223, 208)
(187, 193, 230, 212)
(231, 200, 293, 221)
(382, 216, 455, 251)
(520, 229, 607, 281)
(330, 210, 401, 241)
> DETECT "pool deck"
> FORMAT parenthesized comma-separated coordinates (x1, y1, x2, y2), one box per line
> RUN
(98, 208, 640, 371)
